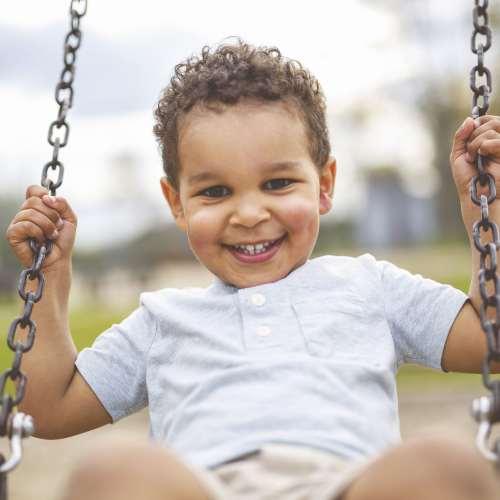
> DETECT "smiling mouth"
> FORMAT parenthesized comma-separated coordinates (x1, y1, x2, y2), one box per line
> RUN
(224, 235, 286, 256)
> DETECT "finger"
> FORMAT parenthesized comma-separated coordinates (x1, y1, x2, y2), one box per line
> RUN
(21, 196, 62, 226)
(450, 117, 476, 163)
(6, 220, 47, 245)
(41, 195, 77, 226)
(478, 139, 500, 158)
(25, 184, 50, 200)
(467, 130, 500, 159)
(468, 116, 500, 142)
(13, 209, 60, 241)
(473, 115, 499, 126)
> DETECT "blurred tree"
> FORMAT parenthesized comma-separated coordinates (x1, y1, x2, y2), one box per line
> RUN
(415, 4, 500, 240)
(420, 80, 500, 241)
(0, 198, 22, 295)
(368, 0, 500, 240)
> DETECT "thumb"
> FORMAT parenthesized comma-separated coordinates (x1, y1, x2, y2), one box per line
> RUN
(42, 195, 78, 226)
(450, 117, 475, 163)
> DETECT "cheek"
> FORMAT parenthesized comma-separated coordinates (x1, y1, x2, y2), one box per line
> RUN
(186, 209, 222, 248)
(281, 197, 319, 234)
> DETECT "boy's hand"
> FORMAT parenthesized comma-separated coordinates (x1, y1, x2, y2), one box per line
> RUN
(6, 185, 77, 271)
(450, 115, 500, 234)
(445, 116, 500, 374)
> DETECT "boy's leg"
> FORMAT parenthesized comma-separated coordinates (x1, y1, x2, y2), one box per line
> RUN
(60, 438, 211, 500)
(342, 436, 500, 500)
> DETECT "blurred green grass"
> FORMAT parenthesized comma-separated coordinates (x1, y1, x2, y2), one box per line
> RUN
(0, 299, 133, 372)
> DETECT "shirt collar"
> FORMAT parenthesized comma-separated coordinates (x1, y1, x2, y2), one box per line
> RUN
(209, 259, 313, 293)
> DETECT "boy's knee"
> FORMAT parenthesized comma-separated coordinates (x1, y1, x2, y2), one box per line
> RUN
(393, 436, 497, 499)
(61, 438, 210, 500)
(346, 436, 498, 500)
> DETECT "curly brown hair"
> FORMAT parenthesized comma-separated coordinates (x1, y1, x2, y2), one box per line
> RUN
(153, 39, 331, 188)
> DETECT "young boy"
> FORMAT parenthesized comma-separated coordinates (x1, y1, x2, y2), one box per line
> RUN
(6, 40, 500, 500)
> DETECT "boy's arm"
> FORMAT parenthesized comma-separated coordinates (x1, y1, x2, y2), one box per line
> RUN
(442, 301, 488, 372)
(6, 186, 111, 438)
(19, 265, 112, 438)
(442, 115, 500, 373)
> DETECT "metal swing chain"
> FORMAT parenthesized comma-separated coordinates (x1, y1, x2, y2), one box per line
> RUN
(468, 0, 500, 462)
(0, 0, 87, 477)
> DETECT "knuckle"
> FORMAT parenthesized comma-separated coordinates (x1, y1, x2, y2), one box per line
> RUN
(57, 196, 69, 209)
(25, 185, 36, 199)
(40, 204, 60, 222)
(5, 224, 15, 242)
(25, 200, 55, 221)
(24, 196, 42, 209)
(34, 212, 56, 234)
(25, 207, 37, 219)
(12, 220, 34, 241)
(46, 219, 57, 234)
(24, 220, 42, 237)
(31, 224, 45, 242)
(22, 208, 42, 226)
(51, 207, 64, 221)
(25, 184, 48, 200)
(19, 220, 33, 232)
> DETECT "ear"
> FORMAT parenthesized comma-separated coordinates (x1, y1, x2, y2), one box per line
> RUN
(319, 157, 336, 215)
(160, 176, 187, 231)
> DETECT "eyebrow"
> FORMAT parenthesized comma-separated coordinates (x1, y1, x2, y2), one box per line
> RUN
(187, 161, 302, 185)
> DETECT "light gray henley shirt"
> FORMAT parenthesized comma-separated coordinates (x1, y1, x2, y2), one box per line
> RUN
(75, 254, 468, 469)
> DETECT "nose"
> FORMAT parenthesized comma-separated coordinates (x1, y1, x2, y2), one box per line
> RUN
(229, 194, 271, 228)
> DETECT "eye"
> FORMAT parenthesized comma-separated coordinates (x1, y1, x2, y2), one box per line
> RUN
(263, 178, 294, 190)
(198, 185, 230, 198)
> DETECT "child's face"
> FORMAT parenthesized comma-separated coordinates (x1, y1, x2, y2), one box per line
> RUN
(161, 100, 336, 288)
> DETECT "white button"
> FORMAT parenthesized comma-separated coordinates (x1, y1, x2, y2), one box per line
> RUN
(251, 293, 266, 306)
(256, 326, 271, 337)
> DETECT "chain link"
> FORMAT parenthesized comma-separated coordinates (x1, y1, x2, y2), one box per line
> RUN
(0, 0, 87, 476)
(468, 0, 500, 463)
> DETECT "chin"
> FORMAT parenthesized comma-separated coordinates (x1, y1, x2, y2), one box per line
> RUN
(234, 272, 288, 289)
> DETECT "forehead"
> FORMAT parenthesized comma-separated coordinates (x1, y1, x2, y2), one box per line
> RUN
(179, 99, 305, 139)
(177, 100, 311, 176)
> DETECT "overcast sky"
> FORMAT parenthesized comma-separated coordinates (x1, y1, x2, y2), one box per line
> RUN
(0, 0, 492, 248)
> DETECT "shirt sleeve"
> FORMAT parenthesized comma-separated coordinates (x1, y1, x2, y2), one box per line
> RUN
(75, 296, 157, 421)
(376, 259, 469, 371)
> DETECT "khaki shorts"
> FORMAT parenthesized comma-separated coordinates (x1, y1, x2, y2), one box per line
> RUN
(188, 444, 372, 500)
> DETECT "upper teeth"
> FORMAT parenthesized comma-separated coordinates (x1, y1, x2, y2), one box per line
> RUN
(234, 241, 273, 254)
